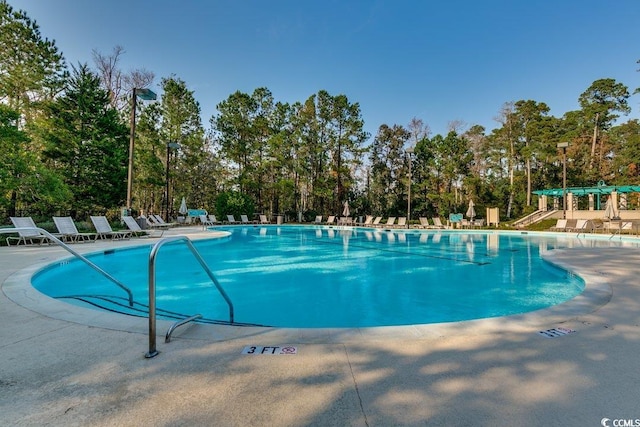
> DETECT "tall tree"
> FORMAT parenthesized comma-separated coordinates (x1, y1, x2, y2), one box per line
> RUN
(39, 63, 128, 217)
(578, 78, 630, 172)
(369, 124, 410, 215)
(0, 1, 66, 122)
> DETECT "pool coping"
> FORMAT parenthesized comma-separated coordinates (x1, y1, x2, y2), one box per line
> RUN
(1, 227, 615, 344)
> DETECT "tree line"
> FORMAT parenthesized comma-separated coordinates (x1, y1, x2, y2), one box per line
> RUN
(1, 1, 639, 225)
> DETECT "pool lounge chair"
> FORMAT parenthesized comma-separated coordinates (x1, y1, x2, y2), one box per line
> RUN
(122, 216, 153, 237)
(151, 214, 178, 227)
(369, 216, 382, 227)
(200, 214, 217, 228)
(432, 217, 446, 229)
(550, 219, 567, 231)
(8, 217, 50, 246)
(52, 216, 96, 243)
(259, 214, 270, 224)
(90, 216, 132, 240)
(362, 215, 373, 226)
(395, 217, 407, 228)
(314, 215, 323, 224)
(417, 217, 430, 228)
(378, 217, 396, 228)
(241, 214, 256, 224)
(326, 215, 335, 225)
(208, 215, 220, 224)
(226, 215, 239, 224)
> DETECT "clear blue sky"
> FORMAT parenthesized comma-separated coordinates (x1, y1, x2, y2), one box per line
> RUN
(9, 0, 640, 139)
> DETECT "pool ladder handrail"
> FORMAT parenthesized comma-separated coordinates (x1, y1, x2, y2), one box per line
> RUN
(0, 227, 133, 306)
(146, 235, 234, 358)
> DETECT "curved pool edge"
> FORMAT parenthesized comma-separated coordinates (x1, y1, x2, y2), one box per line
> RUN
(1, 239, 614, 345)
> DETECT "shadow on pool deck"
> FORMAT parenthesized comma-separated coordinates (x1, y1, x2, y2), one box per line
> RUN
(1, 227, 640, 426)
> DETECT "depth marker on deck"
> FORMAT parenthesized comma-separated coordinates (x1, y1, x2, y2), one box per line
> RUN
(241, 346, 298, 355)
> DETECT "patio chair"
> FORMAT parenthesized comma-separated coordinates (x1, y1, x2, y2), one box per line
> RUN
(418, 217, 430, 228)
(140, 215, 171, 231)
(379, 217, 396, 228)
(122, 216, 153, 237)
(200, 214, 216, 228)
(326, 215, 335, 224)
(550, 219, 567, 231)
(370, 216, 382, 227)
(52, 216, 96, 243)
(395, 217, 407, 228)
(259, 214, 270, 224)
(90, 216, 132, 240)
(241, 214, 256, 224)
(208, 215, 220, 224)
(226, 215, 239, 224)
(8, 217, 50, 246)
(314, 215, 323, 224)
(151, 214, 178, 227)
(432, 217, 446, 229)
(362, 215, 373, 226)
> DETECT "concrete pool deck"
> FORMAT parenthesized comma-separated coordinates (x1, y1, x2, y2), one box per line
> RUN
(1, 226, 639, 426)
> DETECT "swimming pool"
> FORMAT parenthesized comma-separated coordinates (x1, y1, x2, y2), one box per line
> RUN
(31, 226, 615, 328)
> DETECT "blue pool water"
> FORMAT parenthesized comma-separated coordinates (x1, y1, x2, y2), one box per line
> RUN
(31, 226, 607, 328)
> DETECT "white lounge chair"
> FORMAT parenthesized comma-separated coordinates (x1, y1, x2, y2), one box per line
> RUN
(362, 215, 373, 226)
(259, 214, 270, 224)
(379, 217, 396, 228)
(151, 214, 177, 227)
(370, 216, 382, 227)
(227, 215, 238, 224)
(200, 214, 216, 228)
(208, 215, 220, 224)
(90, 216, 132, 240)
(326, 215, 335, 225)
(140, 215, 170, 231)
(52, 216, 96, 243)
(432, 217, 446, 229)
(241, 214, 256, 224)
(418, 217, 430, 228)
(550, 219, 567, 231)
(395, 217, 407, 228)
(122, 216, 153, 237)
(8, 217, 50, 245)
(314, 215, 323, 224)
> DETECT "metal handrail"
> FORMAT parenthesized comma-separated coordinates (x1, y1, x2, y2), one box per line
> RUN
(1, 227, 133, 306)
(146, 236, 234, 358)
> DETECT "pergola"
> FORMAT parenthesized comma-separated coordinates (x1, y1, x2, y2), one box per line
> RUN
(533, 182, 640, 211)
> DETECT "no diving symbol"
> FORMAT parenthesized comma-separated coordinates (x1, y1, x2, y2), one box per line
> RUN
(280, 346, 297, 354)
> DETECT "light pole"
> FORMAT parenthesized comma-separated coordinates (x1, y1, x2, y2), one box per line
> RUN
(126, 87, 157, 214)
(557, 142, 569, 219)
(406, 146, 415, 229)
(165, 141, 180, 220)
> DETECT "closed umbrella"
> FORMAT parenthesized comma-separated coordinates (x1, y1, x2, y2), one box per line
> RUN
(179, 197, 188, 215)
(465, 199, 476, 220)
(603, 196, 618, 219)
(342, 201, 350, 217)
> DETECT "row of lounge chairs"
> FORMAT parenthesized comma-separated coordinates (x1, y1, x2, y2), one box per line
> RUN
(313, 215, 451, 229)
(199, 214, 272, 228)
(5, 215, 176, 245)
(550, 218, 637, 234)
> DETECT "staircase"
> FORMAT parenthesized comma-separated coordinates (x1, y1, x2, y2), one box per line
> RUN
(512, 210, 558, 228)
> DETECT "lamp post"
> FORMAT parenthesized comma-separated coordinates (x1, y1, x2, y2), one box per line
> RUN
(557, 142, 569, 219)
(126, 87, 157, 213)
(406, 146, 415, 229)
(165, 141, 180, 220)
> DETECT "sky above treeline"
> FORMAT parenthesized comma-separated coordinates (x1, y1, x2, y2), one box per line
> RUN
(9, 0, 640, 140)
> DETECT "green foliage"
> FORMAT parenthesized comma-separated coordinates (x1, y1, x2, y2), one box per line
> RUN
(37, 63, 128, 217)
(215, 191, 255, 219)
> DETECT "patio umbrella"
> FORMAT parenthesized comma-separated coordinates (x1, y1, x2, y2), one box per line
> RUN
(342, 201, 350, 217)
(179, 197, 188, 216)
(603, 196, 618, 219)
(465, 199, 476, 220)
